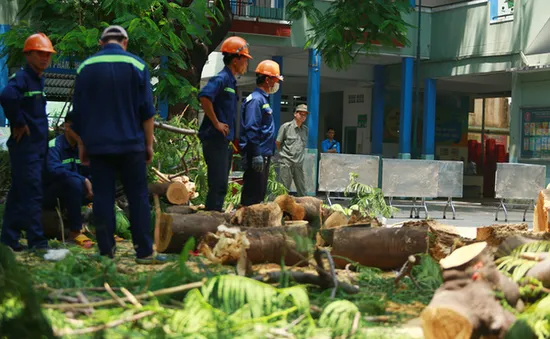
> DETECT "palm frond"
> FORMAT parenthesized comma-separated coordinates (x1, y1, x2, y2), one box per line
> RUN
(319, 300, 360, 337)
(496, 241, 550, 281)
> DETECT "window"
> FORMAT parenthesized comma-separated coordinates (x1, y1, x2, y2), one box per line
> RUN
(490, 0, 514, 24)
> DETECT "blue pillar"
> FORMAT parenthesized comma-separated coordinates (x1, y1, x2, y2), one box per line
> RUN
(422, 78, 436, 160)
(372, 65, 385, 156)
(0, 25, 10, 127)
(306, 48, 321, 196)
(271, 56, 283, 135)
(399, 57, 414, 159)
(158, 56, 168, 120)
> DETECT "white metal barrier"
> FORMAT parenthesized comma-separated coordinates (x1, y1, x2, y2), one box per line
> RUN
(494, 163, 546, 222)
(317, 153, 380, 205)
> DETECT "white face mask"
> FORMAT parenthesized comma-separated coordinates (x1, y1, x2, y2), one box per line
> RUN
(269, 82, 280, 94)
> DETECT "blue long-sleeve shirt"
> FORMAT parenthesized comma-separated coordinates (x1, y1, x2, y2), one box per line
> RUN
(0, 66, 49, 156)
(239, 88, 275, 157)
(321, 139, 341, 153)
(72, 43, 156, 155)
(198, 66, 238, 142)
(45, 134, 90, 186)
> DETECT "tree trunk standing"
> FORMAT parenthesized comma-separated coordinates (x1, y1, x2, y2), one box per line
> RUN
(168, 0, 233, 120)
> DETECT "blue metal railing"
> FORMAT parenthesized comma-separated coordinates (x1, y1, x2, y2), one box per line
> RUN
(230, 0, 285, 21)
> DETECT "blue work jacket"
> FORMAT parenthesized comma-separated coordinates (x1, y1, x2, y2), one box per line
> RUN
(72, 43, 156, 155)
(239, 88, 275, 157)
(45, 134, 90, 186)
(0, 66, 48, 156)
(198, 66, 238, 142)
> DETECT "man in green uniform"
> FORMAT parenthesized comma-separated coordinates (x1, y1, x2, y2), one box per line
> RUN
(276, 104, 309, 196)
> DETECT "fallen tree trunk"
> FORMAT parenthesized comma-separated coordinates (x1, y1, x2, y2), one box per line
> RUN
(165, 205, 201, 214)
(330, 226, 428, 270)
(199, 224, 310, 266)
(476, 223, 529, 247)
(148, 182, 189, 205)
(156, 212, 230, 253)
(230, 202, 283, 227)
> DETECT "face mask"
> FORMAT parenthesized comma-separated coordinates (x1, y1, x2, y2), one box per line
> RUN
(269, 82, 280, 94)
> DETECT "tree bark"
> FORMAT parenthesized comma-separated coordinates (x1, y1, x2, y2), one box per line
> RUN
(244, 225, 310, 266)
(230, 202, 283, 227)
(275, 195, 323, 229)
(534, 189, 550, 232)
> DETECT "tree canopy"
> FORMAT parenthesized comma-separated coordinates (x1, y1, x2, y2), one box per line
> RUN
(1, 0, 232, 117)
(286, 0, 413, 70)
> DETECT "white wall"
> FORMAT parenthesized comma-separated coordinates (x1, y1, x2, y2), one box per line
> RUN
(342, 88, 372, 154)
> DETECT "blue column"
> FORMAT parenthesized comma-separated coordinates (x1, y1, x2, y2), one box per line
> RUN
(399, 57, 414, 159)
(0, 25, 10, 127)
(421, 78, 436, 160)
(158, 56, 168, 120)
(306, 48, 321, 196)
(271, 56, 283, 135)
(372, 65, 385, 155)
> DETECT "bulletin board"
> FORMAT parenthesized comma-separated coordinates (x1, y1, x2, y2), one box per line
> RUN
(521, 107, 550, 160)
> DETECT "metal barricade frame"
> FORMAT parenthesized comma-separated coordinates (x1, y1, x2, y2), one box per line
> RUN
(317, 153, 380, 206)
(494, 163, 546, 222)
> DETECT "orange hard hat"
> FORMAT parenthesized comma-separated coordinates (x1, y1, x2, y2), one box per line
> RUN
(220, 36, 252, 59)
(255, 60, 283, 81)
(23, 33, 56, 53)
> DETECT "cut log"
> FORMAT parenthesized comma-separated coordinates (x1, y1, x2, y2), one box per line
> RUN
(156, 211, 230, 253)
(330, 226, 428, 270)
(328, 221, 472, 270)
(534, 189, 550, 232)
(165, 205, 201, 214)
(42, 209, 68, 240)
(323, 211, 349, 229)
(230, 202, 283, 227)
(476, 223, 529, 247)
(421, 281, 516, 339)
(274, 195, 323, 229)
(198, 224, 310, 266)
(148, 182, 189, 205)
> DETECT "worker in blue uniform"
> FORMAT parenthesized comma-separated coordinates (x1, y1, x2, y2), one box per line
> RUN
(43, 111, 94, 248)
(71, 26, 165, 264)
(198, 36, 252, 211)
(321, 128, 341, 154)
(239, 60, 283, 206)
(0, 33, 56, 252)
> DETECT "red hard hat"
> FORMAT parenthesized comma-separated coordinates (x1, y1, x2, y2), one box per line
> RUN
(255, 60, 283, 81)
(220, 36, 252, 59)
(23, 33, 56, 53)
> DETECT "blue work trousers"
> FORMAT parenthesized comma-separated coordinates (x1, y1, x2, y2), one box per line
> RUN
(202, 139, 232, 211)
(241, 156, 271, 206)
(43, 176, 88, 232)
(89, 152, 152, 258)
(1, 151, 48, 250)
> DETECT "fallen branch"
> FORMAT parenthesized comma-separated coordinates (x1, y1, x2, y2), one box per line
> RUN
(43, 281, 204, 309)
(54, 310, 155, 336)
(394, 255, 420, 289)
(121, 287, 142, 308)
(154, 121, 197, 135)
(104, 283, 127, 308)
(252, 271, 359, 295)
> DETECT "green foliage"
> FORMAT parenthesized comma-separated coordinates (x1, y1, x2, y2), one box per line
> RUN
(286, 0, 413, 70)
(115, 206, 132, 239)
(1, 0, 226, 108)
(342, 172, 396, 218)
(318, 300, 359, 337)
(496, 241, 550, 282)
(266, 163, 288, 200)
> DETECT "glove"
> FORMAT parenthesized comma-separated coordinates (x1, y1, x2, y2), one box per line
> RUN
(252, 155, 264, 172)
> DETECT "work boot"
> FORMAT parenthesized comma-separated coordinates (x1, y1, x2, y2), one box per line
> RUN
(135, 254, 168, 265)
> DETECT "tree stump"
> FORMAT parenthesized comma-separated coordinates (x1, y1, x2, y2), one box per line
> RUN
(534, 189, 550, 232)
(274, 195, 322, 229)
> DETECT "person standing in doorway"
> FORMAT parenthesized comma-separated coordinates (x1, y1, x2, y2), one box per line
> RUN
(198, 36, 252, 211)
(0, 33, 55, 252)
(276, 105, 309, 196)
(72, 25, 165, 264)
(239, 60, 283, 206)
(321, 127, 341, 154)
